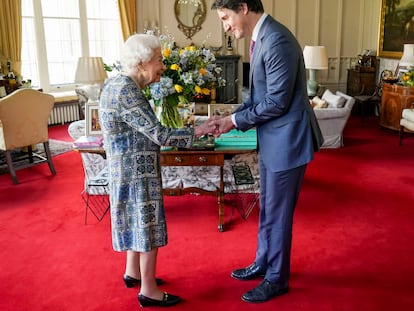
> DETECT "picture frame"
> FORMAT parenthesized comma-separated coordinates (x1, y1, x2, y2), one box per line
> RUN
(378, 0, 414, 58)
(208, 103, 240, 118)
(85, 102, 102, 136)
(0, 86, 6, 98)
(396, 66, 409, 80)
(194, 102, 209, 116)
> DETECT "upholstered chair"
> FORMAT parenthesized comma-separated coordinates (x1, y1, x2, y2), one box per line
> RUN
(0, 89, 56, 184)
(68, 120, 107, 194)
(399, 108, 414, 145)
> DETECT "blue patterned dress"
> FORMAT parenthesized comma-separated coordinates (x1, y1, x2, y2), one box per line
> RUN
(99, 74, 194, 252)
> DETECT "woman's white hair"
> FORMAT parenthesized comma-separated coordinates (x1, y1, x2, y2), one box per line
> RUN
(120, 34, 161, 73)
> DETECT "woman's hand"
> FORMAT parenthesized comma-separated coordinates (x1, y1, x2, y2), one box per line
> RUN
(194, 118, 217, 139)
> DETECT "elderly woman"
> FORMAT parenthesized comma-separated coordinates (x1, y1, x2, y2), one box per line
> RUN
(99, 34, 213, 308)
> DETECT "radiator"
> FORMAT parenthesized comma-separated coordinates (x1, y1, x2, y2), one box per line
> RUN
(48, 101, 80, 125)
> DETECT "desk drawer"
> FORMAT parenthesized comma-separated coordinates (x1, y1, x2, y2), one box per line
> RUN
(161, 154, 224, 166)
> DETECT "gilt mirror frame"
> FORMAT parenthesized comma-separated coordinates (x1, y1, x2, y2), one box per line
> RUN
(174, 0, 207, 41)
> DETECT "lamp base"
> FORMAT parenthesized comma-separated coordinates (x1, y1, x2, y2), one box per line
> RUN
(307, 79, 319, 97)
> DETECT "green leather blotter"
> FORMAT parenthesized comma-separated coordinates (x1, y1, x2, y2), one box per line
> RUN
(215, 129, 257, 149)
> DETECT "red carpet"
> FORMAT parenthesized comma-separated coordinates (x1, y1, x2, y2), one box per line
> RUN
(48, 124, 75, 142)
(0, 116, 414, 311)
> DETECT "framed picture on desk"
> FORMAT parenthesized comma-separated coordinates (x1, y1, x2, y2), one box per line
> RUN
(208, 103, 240, 117)
(85, 102, 102, 136)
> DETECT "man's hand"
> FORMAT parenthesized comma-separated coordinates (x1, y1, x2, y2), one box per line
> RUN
(211, 115, 235, 137)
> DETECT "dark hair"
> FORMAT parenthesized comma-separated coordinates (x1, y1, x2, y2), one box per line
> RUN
(211, 0, 264, 13)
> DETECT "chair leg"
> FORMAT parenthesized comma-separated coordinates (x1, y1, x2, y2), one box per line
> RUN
(4, 150, 18, 184)
(43, 142, 56, 175)
(399, 125, 404, 146)
(360, 101, 365, 122)
(81, 189, 110, 224)
(28, 145, 34, 163)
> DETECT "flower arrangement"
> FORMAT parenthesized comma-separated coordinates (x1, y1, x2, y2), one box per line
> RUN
(401, 70, 414, 87)
(143, 32, 226, 127)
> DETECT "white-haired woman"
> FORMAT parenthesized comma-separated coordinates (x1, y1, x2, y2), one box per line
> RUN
(99, 34, 213, 308)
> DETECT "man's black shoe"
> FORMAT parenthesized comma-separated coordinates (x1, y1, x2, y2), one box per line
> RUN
(231, 263, 266, 280)
(241, 279, 289, 303)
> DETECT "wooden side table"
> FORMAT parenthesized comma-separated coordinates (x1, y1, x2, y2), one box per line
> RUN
(346, 68, 376, 96)
(380, 83, 414, 131)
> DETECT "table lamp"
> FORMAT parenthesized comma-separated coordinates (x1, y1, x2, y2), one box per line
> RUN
(399, 44, 414, 68)
(303, 46, 328, 96)
(74, 57, 108, 103)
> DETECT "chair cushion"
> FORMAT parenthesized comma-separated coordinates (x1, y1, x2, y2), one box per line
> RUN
(322, 89, 346, 108)
(311, 96, 328, 109)
(400, 118, 414, 131)
(402, 108, 414, 123)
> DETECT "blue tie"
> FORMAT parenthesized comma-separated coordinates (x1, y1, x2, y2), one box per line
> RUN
(249, 39, 255, 62)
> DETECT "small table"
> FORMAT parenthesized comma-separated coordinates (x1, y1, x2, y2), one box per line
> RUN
(74, 145, 256, 232)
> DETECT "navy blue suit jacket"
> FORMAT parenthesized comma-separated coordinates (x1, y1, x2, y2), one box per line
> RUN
(234, 15, 322, 172)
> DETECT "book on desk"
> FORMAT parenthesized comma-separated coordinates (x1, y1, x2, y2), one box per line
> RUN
(73, 135, 104, 148)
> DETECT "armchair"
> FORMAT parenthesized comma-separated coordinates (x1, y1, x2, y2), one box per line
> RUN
(399, 108, 414, 145)
(313, 90, 355, 148)
(0, 89, 56, 184)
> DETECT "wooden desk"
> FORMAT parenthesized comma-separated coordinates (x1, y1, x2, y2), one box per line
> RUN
(74, 146, 256, 232)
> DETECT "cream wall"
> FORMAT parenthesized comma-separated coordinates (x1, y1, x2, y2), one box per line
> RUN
(138, 0, 394, 94)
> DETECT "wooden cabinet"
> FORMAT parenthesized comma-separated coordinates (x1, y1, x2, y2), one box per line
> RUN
(215, 55, 240, 104)
(346, 69, 376, 96)
(380, 83, 414, 131)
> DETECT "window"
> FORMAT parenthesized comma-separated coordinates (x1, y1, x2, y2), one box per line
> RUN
(21, 0, 122, 92)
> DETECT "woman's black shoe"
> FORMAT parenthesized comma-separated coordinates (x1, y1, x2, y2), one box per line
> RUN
(138, 292, 181, 307)
(123, 274, 164, 288)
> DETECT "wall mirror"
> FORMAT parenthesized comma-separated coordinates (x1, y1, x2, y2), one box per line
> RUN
(174, 0, 207, 41)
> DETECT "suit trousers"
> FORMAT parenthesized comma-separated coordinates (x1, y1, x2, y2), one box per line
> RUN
(255, 156, 307, 286)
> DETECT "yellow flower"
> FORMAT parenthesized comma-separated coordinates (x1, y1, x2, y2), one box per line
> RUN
(170, 64, 180, 71)
(163, 48, 171, 58)
(199, 68, 206, 76)
(194, 86, 210, 95)
(185, 45, 197, 52)
(174, 84, 183, 93)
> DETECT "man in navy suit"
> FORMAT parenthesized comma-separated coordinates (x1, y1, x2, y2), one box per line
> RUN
(211, 0, 323, 303)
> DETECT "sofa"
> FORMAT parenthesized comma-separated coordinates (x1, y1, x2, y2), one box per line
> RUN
(312, 90, 355, 148)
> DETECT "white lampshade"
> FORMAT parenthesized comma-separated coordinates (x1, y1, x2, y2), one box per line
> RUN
(303, 46, 328, 96)
(303, 46, 328, 70)
(74, 57, 108, 84)
(399, 44, 414, 67)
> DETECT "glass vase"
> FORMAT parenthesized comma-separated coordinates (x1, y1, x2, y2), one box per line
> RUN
(159, 95, 183, 128)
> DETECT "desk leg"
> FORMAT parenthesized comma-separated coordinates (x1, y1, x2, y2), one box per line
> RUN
(218, 192, 225, 232)
(218, 165, 225, 232)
